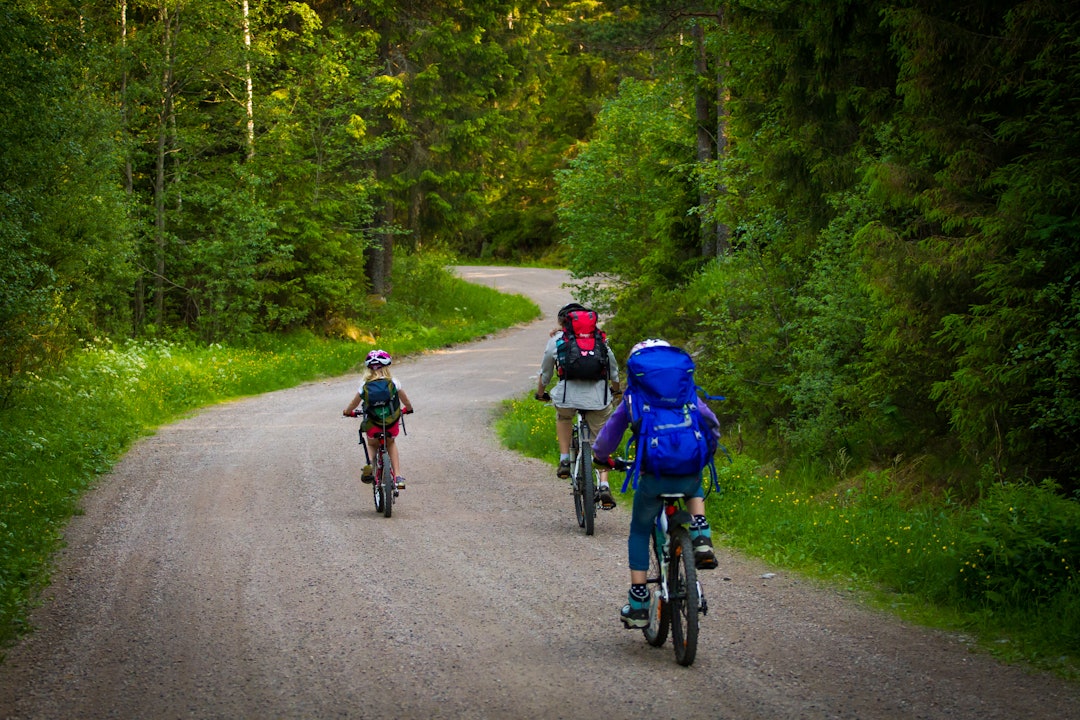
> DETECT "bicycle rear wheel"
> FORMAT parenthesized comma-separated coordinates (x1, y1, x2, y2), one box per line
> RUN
(643, 528, 670, 647)
(580, 439, 595, 535)
(668, 527, 700, 666)
(379, 449, 393, 518)
(570, 428, 586, 529)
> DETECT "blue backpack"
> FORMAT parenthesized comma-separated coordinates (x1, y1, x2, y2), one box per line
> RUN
(621, 345, 719, 492)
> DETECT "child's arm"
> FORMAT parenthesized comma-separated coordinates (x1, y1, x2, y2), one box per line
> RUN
(398, 389, 414, 413)
(343, 392, 362, 416)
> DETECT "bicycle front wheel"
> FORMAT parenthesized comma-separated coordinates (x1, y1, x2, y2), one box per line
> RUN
(372, 480, 383, 513)
(643, 528, 670, 647)
(668, 526, 700, 666)
(379, 449, 393, 518)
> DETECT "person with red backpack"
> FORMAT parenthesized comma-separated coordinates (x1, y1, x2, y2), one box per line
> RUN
(591, 339, 720, 629)
(343, 349, 414, 488)
(535, 302, 621, 509)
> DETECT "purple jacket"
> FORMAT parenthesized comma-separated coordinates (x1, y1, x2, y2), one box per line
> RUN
(593, 393, 721, 461)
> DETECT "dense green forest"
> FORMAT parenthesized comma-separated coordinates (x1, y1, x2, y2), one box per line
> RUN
(2, 0, 1077, 495)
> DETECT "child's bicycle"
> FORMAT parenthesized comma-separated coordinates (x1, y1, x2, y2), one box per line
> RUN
(607, 458, 708, 666)
(348, 409, 411, 518)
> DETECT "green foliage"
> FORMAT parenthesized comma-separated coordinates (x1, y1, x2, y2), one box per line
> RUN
(0, 1, 629, 393)
(955, 481, 1080, 609)
(0, 1, 130, 401)
(880, 2, 1080, 487)
(495, 394, 560, 467)
(556, 77, 698, 300)
(559, 0, 1080, 493)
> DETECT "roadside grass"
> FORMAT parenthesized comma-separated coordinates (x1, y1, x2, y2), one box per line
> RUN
(495, 393, 1080, 680)
(0, 261, 539, 653)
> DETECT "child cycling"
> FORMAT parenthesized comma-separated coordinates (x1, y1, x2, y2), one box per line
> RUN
(343, 349, 414, 488)
(592, 339, 720, 629)
(535, 302, 621, 509)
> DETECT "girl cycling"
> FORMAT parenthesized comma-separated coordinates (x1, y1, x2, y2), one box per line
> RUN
(343, 350, 414, 488)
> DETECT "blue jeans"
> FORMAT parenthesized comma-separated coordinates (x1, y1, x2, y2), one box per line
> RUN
(628, 473, 704, 571)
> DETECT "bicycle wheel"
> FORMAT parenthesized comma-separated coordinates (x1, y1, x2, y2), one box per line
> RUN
(570, 428, 586, 529)
(668, 526, 700, 666)
(372, 478, 383, 513)
(580, 437, 595, 535)
(371, 451, 384, 514)
(643, 527, 670, 647)
(379, 448, 393, 518)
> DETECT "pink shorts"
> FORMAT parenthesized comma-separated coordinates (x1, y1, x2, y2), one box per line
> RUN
(365, 421, 400, 439)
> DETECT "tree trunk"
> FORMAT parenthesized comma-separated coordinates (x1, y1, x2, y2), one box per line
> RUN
(693, 23, 717, 258)
(121, 0, 143, 331)
(369, 148, 393, 297)
(242, 0, 254, 160)
(692, 14, 731, 258)
(715, 53, 731, 257)
(153, 4, 176, 327)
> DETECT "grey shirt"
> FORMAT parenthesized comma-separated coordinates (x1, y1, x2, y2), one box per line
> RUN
(538, 331, 620, 410)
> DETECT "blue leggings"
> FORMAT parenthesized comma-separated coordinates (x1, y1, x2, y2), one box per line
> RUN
(628, 473, 704, 571)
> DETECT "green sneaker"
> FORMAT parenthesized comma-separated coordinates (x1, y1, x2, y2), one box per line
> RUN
(620, 593, 649, 629)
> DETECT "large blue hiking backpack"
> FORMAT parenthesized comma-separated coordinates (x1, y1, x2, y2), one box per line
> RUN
(622, 344, 719, 491)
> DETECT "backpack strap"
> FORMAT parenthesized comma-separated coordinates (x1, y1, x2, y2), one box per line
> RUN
(621, 393, 647, 492)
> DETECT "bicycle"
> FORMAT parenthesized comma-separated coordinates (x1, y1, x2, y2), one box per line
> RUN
(644, 491, 708, 665)
(605, 459, 708, 666)
(349, 409, 410, 518)
(536, 393, 608, 536)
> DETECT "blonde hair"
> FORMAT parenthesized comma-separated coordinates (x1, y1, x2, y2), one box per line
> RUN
(362, 364, 392, 383)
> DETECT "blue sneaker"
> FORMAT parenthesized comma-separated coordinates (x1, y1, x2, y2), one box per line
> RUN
(620, 593, 649, 629)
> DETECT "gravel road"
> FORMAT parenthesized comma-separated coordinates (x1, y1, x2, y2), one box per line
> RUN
(0, 266, 1076, 720)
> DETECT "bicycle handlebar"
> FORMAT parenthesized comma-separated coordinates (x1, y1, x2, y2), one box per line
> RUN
(535, 387, 620, 403)
(345, 408, 414, 418)
(593, 455, 630, 472)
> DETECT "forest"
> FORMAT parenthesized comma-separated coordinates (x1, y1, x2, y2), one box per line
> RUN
(2, 0, 1078, 497)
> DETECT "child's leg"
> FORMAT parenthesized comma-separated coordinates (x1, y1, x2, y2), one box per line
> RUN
(386, 437, 402, 478)
(686, 494, 717, 569)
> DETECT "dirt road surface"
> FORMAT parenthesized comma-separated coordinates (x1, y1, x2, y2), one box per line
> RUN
(0, 267, 1076, 720)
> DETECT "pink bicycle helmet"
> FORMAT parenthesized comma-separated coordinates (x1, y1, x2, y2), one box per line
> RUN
(364, 349, 392, 367)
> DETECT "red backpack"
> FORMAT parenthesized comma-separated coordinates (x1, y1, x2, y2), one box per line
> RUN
(555, 309, 610, 382)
